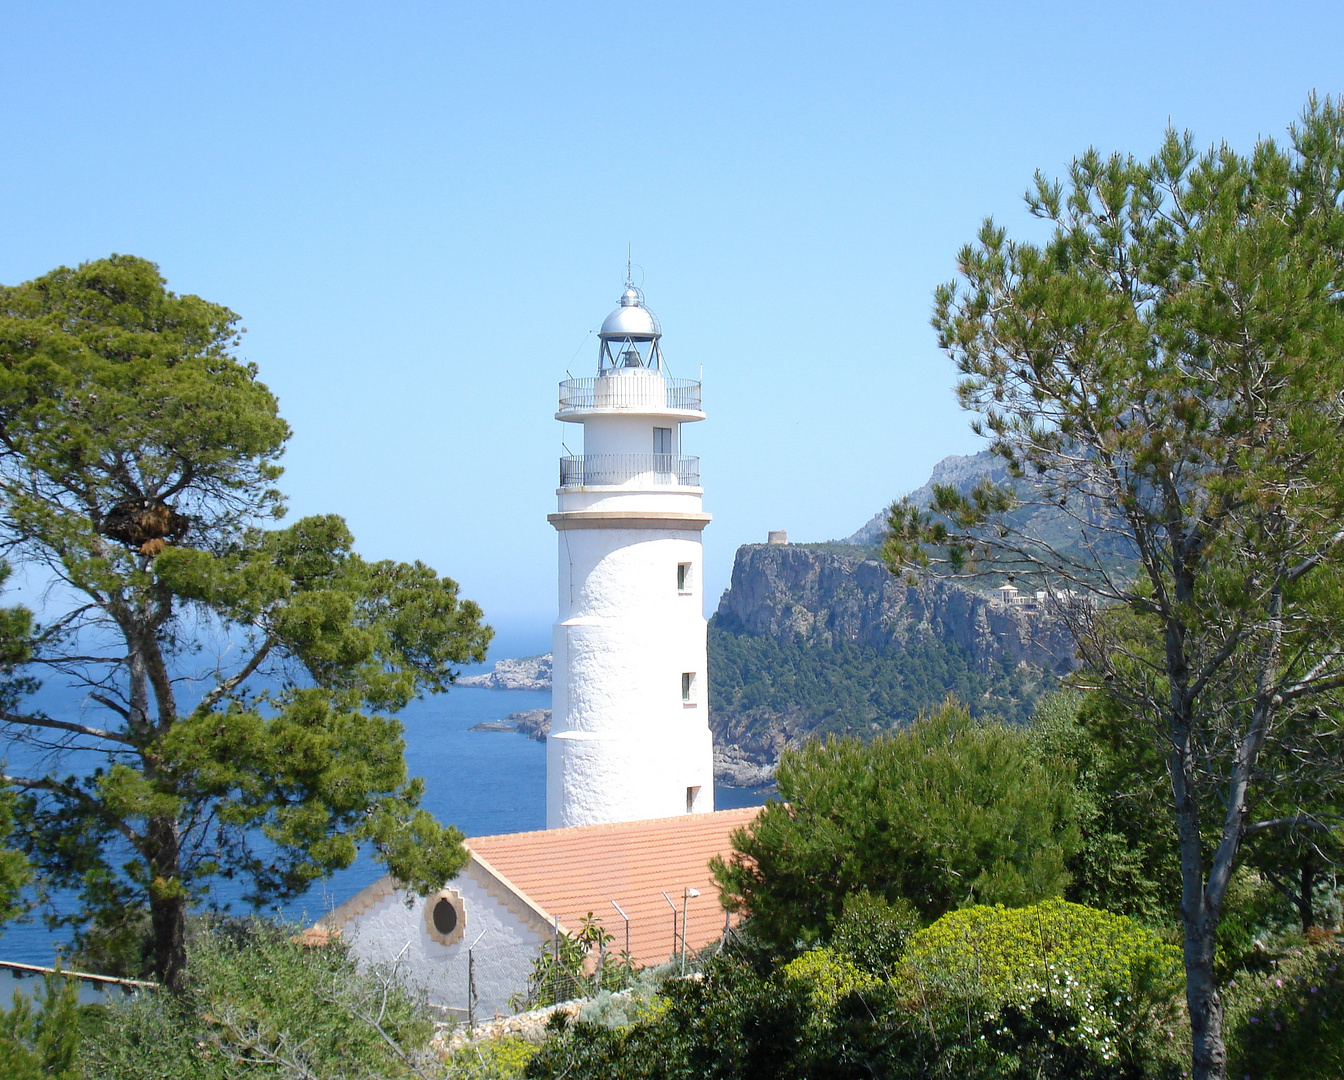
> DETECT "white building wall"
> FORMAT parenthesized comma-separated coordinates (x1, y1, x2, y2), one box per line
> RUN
(335, 865, 548, 1019)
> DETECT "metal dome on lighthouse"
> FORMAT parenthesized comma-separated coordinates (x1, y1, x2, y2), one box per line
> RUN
(546, 274, 714, 829)
(598, 285, 664, 372)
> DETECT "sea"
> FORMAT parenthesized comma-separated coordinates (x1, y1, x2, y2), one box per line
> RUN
(0, 681, 772, 999)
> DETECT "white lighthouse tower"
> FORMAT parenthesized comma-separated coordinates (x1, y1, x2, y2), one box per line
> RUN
(546, 280, 714, 828)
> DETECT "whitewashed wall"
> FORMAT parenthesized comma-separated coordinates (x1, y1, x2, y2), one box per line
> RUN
(327, 862, 549, 1019)
(549, 525, 712, 826)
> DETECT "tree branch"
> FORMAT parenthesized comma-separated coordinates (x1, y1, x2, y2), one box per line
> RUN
(0, 709, 132, 744)
(1243, 816, 1334, 838)
(0, 773, 144, 849)
(196, 636, 276, 715)
(88, 693, 131, 721)
(1285, 524, 1344, 583)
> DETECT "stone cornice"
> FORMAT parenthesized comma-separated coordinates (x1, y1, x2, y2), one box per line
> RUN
(548, 510, 711, 532)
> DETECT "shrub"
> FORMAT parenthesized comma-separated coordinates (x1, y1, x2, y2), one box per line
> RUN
(82, 917, 435, 1079)
(829, 890, 920, 978)
(713, 698, 1080, 948)
(781, 947, 878, 1009)
(525, 953, 813, 1080)
(901, 899, 1185, 1071)
(444, 1035, 539, 1079)
(0, 969, 84, 1080)
(1224, 945, 1344, 1079)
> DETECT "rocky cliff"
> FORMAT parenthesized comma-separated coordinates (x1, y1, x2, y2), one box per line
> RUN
(715, 543, 1075, 675)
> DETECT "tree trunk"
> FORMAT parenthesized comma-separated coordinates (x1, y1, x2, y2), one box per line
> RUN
(1173, 705, 1230, 1080)
(1298, 851, 1317, 934)
(151, 889, 188, 993)
(1183, 915, 1226, 1080)
(146, 813, 188, 993)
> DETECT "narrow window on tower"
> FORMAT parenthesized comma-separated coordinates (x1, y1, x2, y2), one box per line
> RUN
(677, 562, 691, 594)
(686, 786, 700, 812)
(682, 671, 696, 704)
(653, 427, 673, 456)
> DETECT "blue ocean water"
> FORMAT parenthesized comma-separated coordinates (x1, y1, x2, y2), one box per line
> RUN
(0, 685, 771, 983)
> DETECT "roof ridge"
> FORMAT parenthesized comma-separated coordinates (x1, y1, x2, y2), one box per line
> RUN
(465, 806, 760, 845)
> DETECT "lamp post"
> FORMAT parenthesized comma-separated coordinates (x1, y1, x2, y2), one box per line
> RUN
(681, 888, 700, 973)
(661, 890, 678, 962)
(610, 899, 631, 986)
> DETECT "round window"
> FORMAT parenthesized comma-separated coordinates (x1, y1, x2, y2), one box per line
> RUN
(423, 888, 466, 945)
(432, 897, 458, 936)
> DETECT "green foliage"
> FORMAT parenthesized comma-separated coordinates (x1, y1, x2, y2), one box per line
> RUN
(0, 256, 491, 986)
(708, 618, 1050, 739)
(82, 918, 435, 1079)
(1224, 946, 1344, 1079)
(526, 902, 1183, 1080)
(902, 901, 1185, 1073)
(525, 954, 819, 1080)
(903, 899, 1182, 1008)
(886, 96, 1344, 1075)
(513, 915, 635, 1011)
(575, 973, 672, 1031)
(1028, 690, 1180, 924)
(0, 969, 84, 1080)
(829, 890, 920, 978)
(712, 698, 1079, 947)
(781, 946, 878, 1008)
(0, 786, 33, 927)
(443, 1035, 539, 1079)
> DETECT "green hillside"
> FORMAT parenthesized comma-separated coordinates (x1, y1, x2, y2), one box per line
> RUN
(707, 617, 1053, 745)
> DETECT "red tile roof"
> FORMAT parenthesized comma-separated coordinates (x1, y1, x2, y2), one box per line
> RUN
(466, 807, 760, 968)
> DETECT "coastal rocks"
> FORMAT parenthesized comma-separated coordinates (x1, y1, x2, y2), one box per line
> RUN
(469, 708, 552, 740)
(458, 654, 553, 691)
(713, 745, 777, 787)
(506, 709, 551, 740)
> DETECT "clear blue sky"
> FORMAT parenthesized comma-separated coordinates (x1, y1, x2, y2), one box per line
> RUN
(3, 2, 1341, 657)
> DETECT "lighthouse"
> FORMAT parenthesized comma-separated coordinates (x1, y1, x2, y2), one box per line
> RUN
(547, 280, 714, 828)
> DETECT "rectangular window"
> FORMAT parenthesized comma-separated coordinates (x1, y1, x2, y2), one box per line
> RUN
(686, 786, 700, 813)
(653, 427, 673, 455)
(677, 563, 691, 593)
(681, 672, 695, 703)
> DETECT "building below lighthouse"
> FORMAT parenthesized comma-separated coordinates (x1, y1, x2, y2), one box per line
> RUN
(546, 281, 714, 828)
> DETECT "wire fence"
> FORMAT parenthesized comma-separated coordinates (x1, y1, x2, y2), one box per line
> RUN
(447, 914, 736, 1025)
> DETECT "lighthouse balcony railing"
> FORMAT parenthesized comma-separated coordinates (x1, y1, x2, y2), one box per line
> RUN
(559, 454, 700, 489)
(557, 377, 702, 414)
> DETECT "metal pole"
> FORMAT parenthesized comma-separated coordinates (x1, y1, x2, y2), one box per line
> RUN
(662, 891, 679, 964)
(681, 888, 700, 974)
(680, 892, 688, 973)
(464, 930, 486, 1031)
(552, 915, 560, 1005)
(610, 899, 630, 988)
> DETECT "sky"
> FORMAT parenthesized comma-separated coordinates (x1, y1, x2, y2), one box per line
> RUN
(3, 1, 1342, 659)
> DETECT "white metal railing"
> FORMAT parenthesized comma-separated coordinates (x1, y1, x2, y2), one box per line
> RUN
(559, 454, 700, 489)
(558, 377, 702, 413)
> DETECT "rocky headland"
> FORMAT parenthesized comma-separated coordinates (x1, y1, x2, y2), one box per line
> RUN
(458, 654, 552, 691)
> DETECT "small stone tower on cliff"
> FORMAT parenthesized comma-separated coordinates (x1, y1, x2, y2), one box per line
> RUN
(546, 280, 714, 828)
